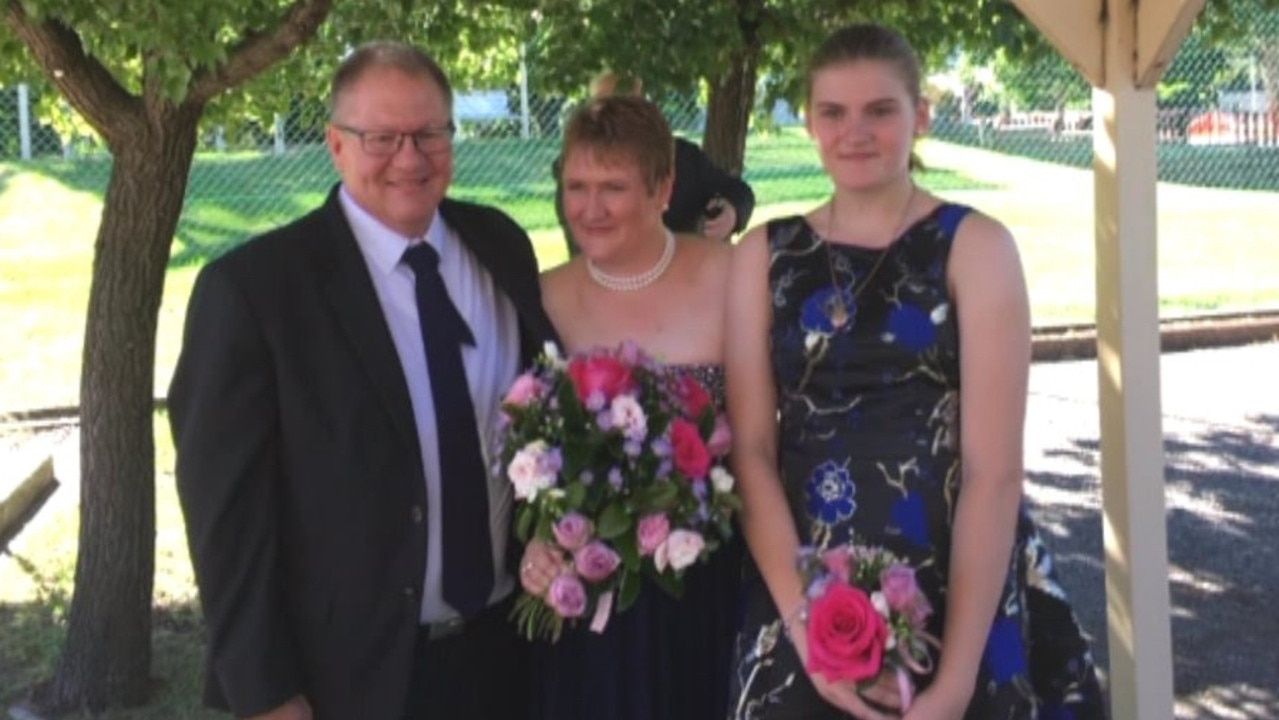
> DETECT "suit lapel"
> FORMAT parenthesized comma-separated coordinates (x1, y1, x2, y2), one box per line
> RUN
(441, 200, 556, 364)
(314, 189, 420, 452)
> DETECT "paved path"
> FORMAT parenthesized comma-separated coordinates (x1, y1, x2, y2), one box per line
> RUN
(1024, 340, 1279, 719)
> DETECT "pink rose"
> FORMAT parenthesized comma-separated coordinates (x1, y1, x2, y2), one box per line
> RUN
(567, 354, 635, 404)
(504, 372, 545, 406)
(636, 513, 671, 556)
(546, 574, 587, 618)
(574, 541, 622, 583)
(821, 548, 852, 584)
(669, 418, 711, 479)
(805, 582, 890, 683)
(553, 513, 594, 551)
(706, 414, 732, 456)
(674, 374, 712, 419)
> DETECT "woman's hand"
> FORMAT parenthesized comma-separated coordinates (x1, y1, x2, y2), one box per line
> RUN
(900, 674, 970, 720)
(790, 627, 903, 720)
(518, 539, 568, 596)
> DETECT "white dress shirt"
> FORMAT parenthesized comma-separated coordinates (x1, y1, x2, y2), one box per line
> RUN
(340, 188, 520, 622)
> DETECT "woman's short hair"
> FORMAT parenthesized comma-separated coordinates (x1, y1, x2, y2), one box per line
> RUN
(561, 95, 674, 193)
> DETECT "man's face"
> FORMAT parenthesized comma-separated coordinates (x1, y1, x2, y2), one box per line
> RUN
(327, 67, 453, 238)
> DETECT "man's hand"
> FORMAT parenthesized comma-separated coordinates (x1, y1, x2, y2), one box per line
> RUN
(519, 539, 570, 596)
(244, 695, 312, 720)
(700, 198, 737, 241)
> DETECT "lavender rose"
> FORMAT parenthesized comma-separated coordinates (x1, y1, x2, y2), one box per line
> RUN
(574, 541, 622, 583)
(552, 513, 594, 551)
(546, 574, 587, 618)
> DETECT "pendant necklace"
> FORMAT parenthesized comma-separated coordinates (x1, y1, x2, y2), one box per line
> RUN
(823, 181, 917, 329)
(587, 229, 676, 292)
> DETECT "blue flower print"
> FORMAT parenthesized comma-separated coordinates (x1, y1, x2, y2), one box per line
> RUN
(891, 492, 930, 547)
(806, 460, 857, 524)
(885, 303, 937, 352)
(982, 616, 1029, 684)
(800, 287, 854, 336)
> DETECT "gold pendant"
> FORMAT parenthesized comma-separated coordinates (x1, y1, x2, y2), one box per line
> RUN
(828, 299, 849, 328)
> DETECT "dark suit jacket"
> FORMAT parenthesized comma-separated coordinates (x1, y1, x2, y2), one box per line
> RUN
(664, 137, 755, 235)
(168, 186, 557, 719)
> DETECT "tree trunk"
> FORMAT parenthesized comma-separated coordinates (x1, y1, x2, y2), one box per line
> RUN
(37, 105, 202, 713)
(701, 2, 764, 176)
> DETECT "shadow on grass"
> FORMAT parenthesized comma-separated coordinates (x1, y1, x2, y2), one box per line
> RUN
(0, 565, 218, 720)
(1024, 412, 1279, 716)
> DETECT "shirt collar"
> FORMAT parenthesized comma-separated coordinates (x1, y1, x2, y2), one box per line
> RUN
(339, 185, 446, 276)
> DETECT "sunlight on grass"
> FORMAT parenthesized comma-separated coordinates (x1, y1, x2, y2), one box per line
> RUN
(4, 138, 1279, 411)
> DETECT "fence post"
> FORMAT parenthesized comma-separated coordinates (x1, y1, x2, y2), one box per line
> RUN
(519, 44, 531, 140)
(273, 113, 286, 156)
(17, 83, 32, 161)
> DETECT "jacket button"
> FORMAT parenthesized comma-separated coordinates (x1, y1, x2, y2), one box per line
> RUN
(403, 586, 416, 598)
(410, 505, 424, 524)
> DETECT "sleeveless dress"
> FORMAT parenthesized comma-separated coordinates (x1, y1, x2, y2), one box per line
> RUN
(729, 208, 1107, 719)
(532, 364, 744, 720)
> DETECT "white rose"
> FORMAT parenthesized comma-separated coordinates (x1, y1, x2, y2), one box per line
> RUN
(609, 394, 648, 441)
(542, 341, 566, 369)
(710, 466, 735, 494)
(664, 530, 705, 571)
(508, 441, 556, 500)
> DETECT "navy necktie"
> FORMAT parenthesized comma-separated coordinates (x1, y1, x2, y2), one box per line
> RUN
(403, 243, 494, 616)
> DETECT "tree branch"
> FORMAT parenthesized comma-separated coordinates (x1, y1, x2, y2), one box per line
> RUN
(2, 0, 141, 141)
(188, 0, 334, 105)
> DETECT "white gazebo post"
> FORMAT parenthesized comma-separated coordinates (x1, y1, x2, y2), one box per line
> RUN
(1008, 2, 1206, 719)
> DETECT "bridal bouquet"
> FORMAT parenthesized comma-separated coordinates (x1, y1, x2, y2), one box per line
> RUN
(797, 543, 938, 709)
(497, 342, 739, 641)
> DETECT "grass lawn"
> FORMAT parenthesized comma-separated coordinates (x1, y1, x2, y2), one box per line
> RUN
(0, 416, 221, 719)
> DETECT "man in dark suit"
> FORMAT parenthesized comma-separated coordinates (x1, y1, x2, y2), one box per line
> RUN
(169, 41, 556, 720)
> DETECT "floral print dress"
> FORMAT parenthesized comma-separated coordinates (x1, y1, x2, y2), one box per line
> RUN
(729, 208, 1107, 719)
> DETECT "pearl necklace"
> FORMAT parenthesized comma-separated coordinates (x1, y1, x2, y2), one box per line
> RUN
(586, 229, 676, 292)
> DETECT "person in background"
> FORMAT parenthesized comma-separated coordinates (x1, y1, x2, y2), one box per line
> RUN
(554, 72, 755, 256)
(519, 94, 742, 720)
(169, 40, 556, 720)
(725, 23, 1108, 720)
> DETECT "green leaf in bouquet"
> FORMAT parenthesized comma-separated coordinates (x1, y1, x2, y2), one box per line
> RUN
(564, 480, 587, 509)
(556, 378, 588, 431)
(535, 513, 555, 542)
(698, 408, 716, 437)
(633, 480, 680, 511)
(616, 566, 642, 612)
(614, 529, 641, 570)
(596, 501, 632, 540)
(516, 504, 536, 542)
(646, 565, 686, 600)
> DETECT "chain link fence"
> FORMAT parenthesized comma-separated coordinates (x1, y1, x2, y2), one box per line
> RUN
(1, 9, 1276, 261)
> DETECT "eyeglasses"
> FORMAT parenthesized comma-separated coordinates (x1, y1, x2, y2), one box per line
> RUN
(333, 122, 456, 156)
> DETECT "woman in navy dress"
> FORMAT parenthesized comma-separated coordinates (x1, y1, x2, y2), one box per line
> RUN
(725, 24, 1107, 720)
(517, 94, 743, 720)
